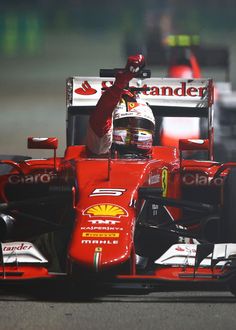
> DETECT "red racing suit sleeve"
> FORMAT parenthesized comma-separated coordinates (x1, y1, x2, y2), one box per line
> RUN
(86, 73, 133, 155)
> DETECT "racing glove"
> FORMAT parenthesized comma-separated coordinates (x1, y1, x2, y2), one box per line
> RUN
(114, 54, 145, 89)
(126, 54, 145, 74)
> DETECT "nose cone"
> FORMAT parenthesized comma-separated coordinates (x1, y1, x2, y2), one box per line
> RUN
(68, 204, 135, 272)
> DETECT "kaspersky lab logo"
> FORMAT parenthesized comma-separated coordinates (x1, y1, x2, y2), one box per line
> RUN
(75, 81, 97, 95)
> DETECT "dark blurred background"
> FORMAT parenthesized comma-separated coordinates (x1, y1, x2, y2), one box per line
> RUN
(0, 0, 236, 157)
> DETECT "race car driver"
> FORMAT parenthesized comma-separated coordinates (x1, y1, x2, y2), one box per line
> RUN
(86, 54, 155, 158)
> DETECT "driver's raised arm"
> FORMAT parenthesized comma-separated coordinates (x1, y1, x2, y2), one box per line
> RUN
(86, 55, 145, 155)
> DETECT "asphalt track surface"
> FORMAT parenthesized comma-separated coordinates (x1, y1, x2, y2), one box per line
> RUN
(1, 32, 236, 329)
(0, 281, 236, 330)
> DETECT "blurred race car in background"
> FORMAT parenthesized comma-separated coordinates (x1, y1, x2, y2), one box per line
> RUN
(1, 70, 236, 296)
(158, 35, 202, 151)
(125, 34, 235, 161)
(216, 91, 236, 161)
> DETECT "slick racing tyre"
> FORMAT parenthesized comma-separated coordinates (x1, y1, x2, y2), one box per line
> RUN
(0, 155, 31, 175)
(228, 278, 236, 296)
(221, 167, 236, 243)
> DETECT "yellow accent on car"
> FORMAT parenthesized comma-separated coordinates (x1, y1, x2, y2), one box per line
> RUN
(84, 204, 128, 217)
(82, 232, 120, 238)
(162, 168, 168, 197)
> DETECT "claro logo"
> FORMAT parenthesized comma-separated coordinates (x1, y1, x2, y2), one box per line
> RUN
(182, 173, 225, 186)
(8, 171, 55, 184)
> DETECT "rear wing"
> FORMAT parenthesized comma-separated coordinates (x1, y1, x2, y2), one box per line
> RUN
(66, 77, 214, 112)
(66, 76, 214, 157)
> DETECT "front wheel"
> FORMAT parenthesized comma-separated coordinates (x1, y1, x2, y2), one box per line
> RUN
(228, 277, 236, 296)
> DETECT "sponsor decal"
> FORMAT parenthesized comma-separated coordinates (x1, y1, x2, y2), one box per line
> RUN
(81, 226, 123, 231)
(138, 82, 207, 97)
(82, 239, 119, 245)
(101, 81, 208, 98)
(90, 188, 126, 197)
(2, 243, 32, 252)
(83, 204, 128, 218)
(182, 173, 224, 186)
(74, 81, 97, 95)
(175, 246, 185, 252)
(161, 168, 168, 197)
(88, 219, 120, 225)
(175, 245, 197, 253)
(82, 232, 120, 238)
(101, 81, 113, 91)
(8, 171, 55, 184)
(151, 204, 159, 216)
(148, 173, 160, 185)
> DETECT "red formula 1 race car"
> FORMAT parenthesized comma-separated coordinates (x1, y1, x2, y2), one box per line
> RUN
(1, 70, 236, 295)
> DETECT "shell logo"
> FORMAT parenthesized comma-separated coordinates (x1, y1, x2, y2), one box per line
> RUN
(83, 204, 128, 218)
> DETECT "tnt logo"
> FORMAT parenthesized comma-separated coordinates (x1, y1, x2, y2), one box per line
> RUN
(75, 81, 97, 95)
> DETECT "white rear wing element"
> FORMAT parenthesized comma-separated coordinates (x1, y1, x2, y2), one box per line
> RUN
(67, 77, 214, 109)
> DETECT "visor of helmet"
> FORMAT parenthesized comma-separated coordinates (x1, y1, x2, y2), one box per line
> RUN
(113, 117, 155, 132)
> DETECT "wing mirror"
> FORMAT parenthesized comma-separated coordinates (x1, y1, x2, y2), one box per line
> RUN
(27, 137, 58, 150)
(179, 139, 211, 164)
(179, 139, 209, 151)
(27, 137, 58, 172)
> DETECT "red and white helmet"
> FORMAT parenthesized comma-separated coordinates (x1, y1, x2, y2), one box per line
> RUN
(112, 97, 155, 155)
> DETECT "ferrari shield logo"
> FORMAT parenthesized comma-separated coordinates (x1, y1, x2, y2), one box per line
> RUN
(127, 102, 138, 111)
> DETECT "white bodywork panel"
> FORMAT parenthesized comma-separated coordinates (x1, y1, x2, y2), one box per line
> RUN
(68, 77, 213, 108)
(155, 243, 236, 267)
(1, 241, 48, 264)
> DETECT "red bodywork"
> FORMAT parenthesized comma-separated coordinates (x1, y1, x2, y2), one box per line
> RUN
(66, 146, 180, 272)
(0, 75, 236, 293)
(0, 142, 233, 284)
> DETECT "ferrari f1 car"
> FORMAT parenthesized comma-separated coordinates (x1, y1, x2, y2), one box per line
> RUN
(1, 70, 236, 295)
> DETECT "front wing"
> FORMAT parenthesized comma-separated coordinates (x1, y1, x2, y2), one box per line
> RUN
(1, 241, 236, 288)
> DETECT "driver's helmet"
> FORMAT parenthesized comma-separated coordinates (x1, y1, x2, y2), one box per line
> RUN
(112, 96, 155, 155)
